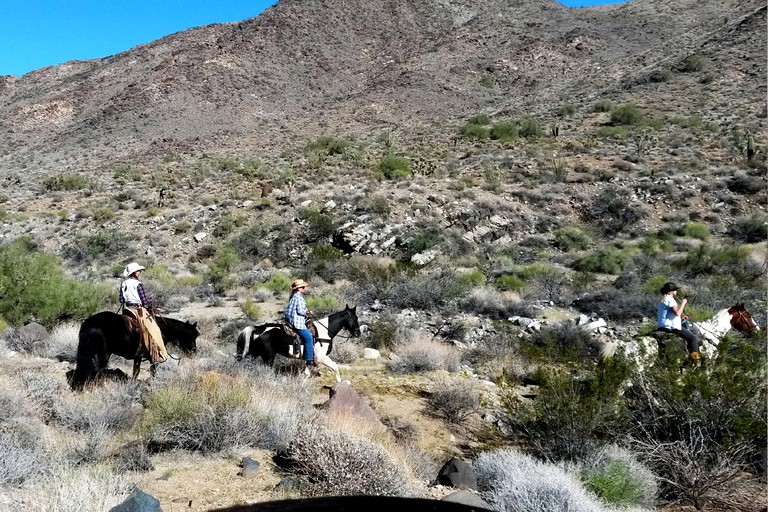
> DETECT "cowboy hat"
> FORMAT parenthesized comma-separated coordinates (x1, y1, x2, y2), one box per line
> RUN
(291, 279, 309, 290)
(123, 262, 146, 277)
(659, 282, 679, 294)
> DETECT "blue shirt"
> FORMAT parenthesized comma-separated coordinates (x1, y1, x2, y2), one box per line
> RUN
(285, 292, 307, 330)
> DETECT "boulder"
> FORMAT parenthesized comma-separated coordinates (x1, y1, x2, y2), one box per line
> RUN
(109, 490, 161, 512)
(363, 348, 380, 359)
(440, 490, 493, 510)
(238, 457, 261, 479)
(435, 457, 477, 490)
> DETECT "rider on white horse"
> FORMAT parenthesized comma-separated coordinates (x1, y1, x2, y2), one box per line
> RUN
(656, 282, 703, 367)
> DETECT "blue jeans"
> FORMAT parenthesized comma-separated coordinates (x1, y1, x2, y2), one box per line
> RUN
(296, 328, 314, 362)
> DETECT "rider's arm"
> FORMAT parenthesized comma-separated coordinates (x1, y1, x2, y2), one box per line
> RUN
(137, 283, 153, 308)
(672, 298, 687, 317)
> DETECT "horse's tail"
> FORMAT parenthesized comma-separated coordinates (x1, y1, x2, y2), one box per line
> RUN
(236, 326, 254, 360)
(68, 324, 100, 391)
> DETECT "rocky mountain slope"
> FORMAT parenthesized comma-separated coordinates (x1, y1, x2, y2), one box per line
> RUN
(0, 0, 764, 176)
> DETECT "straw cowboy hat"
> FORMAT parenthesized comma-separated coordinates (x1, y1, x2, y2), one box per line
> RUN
(123, 262, 146, 278)
(659, 282, 679, 294)
(291, 279, 309, 290)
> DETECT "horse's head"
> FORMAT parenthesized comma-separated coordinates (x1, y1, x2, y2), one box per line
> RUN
(728, 303, 759, 333)
(344, 305, 361, 337)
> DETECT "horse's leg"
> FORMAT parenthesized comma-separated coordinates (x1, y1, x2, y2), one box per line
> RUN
(132, 357, 142, 379)
(316, 345, 341, 382)
(150, 362, 158, 378)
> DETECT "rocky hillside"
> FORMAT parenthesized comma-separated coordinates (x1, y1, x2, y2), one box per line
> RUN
(0, 0, 764, 175)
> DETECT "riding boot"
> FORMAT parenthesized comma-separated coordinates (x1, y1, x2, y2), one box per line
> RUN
(689, 351, 702, 368)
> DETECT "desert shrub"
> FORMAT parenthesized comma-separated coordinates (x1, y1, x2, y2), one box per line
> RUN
(596, 126, 628, 139)
(458, 288, 535, 319)
(495, 274, 525, 292)
(305, 295, 339, 316)
(592, 99, 614, 112)
(557, 101, 576, 117)
(490, 121, 518, 141)
(304, 244, 345, 283)
(331, 340, 360, 364)
(305, 136, 350, 157)
(206, 246, 239, 293)
(230, 222, 272, 262)
(53, 380, 141, 433)
(679, 54, 708, 72)
(584, 188, 646, 234)
(467, 113, 491, 125)
(727, 173, 765, 195)
(572, 288, 656, 321)
(140, 371, 261, 453)
(501, 365, 629, 462)
(475, 449, 613, 512)
(405, 225, 443, 254)
(240, 299, 263, 320)
(553, 227, 591, 252)
(572, 246, 628, 275)
(526, 322, 598, 362)
(682, 222, 711, 240)
(728, 216, 767, 243)
(385, 267, 470, 310)
(610, 104, 643, 125)
(68, 228, 134, 261)
(649, 68, 673, 82)
(276, 422, 408, 496)
(518, 116, 542, 138)
(0, 426, 50, 485)
(41, 174, 91, 192)
(262, 273, 292, 294)
(19, 465, 131, 512)
(0, 238, 108, 326)
(297, 206, 336, 241)
(622, 337, 766, 508)
(678, 244, 751, 279)
(428, 378, 482, 424)
(579, 445, 658, 509)
(377, 155, 411, 180)
(367, 314, 398, 350)
(389, 337, 460, 374)
(460, 123, 490, 139)
(458, 268, 485, 288)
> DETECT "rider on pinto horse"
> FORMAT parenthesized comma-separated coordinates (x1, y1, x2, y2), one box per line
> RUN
(284, 278, 317, 369)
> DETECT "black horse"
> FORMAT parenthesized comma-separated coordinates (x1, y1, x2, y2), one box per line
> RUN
(236, 305, 361, 382)
(68, 311, 199, 390)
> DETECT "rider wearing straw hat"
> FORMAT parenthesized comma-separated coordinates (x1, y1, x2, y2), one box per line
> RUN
(657, 281, 702, 367)
(285, 278, 316, 368)
(119, 262, 168, 364)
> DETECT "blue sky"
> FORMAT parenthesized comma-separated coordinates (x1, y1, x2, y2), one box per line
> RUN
(0, 0, 627, 77)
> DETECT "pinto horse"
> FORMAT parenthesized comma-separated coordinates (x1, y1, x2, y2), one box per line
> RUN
(236, 305, 361, 382)
(68, 311, 199, 390)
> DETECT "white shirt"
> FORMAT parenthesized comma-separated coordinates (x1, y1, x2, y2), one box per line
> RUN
(657, 295, 681, 330)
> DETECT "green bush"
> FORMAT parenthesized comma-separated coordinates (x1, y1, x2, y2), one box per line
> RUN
(240, 300, 263, 320)
(584, 188, 646, 234)
(728, 216, 767, 243)
(460, 123, 490, 139)
(305, 136, 350, 157)
(368, 314, 398, 350)
(572, 247, 628, 275)
(406, 225, 443, 254)
(467, 114, 491, 126)
(649, 69, 673, 82)
(580, 450, 657, 508)
(495, 274, 526, 292)
(377, 155, 411, 180)
(596, 126, 628, 140)
(41, 174, 91, 192)
(592, 100, 614, 113)
(554, 227, 591, 252)
(207, 246, 239, 293)
(557, 102, 576, 117)
(297, 206, 336, 241)
(261, 274, 291, 295)
(610, 104, 643, 126)
(459, 269, 486, 287)
(490, 122, 518, 141)
(0, 238, 108, 326)
(518, 116, 542, 138)
(68, 229, 134, 261)
(680, 54, 708, 72)
(682, 222, 711, 240)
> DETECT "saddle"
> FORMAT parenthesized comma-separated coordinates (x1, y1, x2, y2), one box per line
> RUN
(282, 320, 318, 356)
(123, 309, 141, 336)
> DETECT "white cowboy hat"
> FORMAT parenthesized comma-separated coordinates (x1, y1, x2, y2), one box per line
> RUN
(123, 262, 146, 277)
